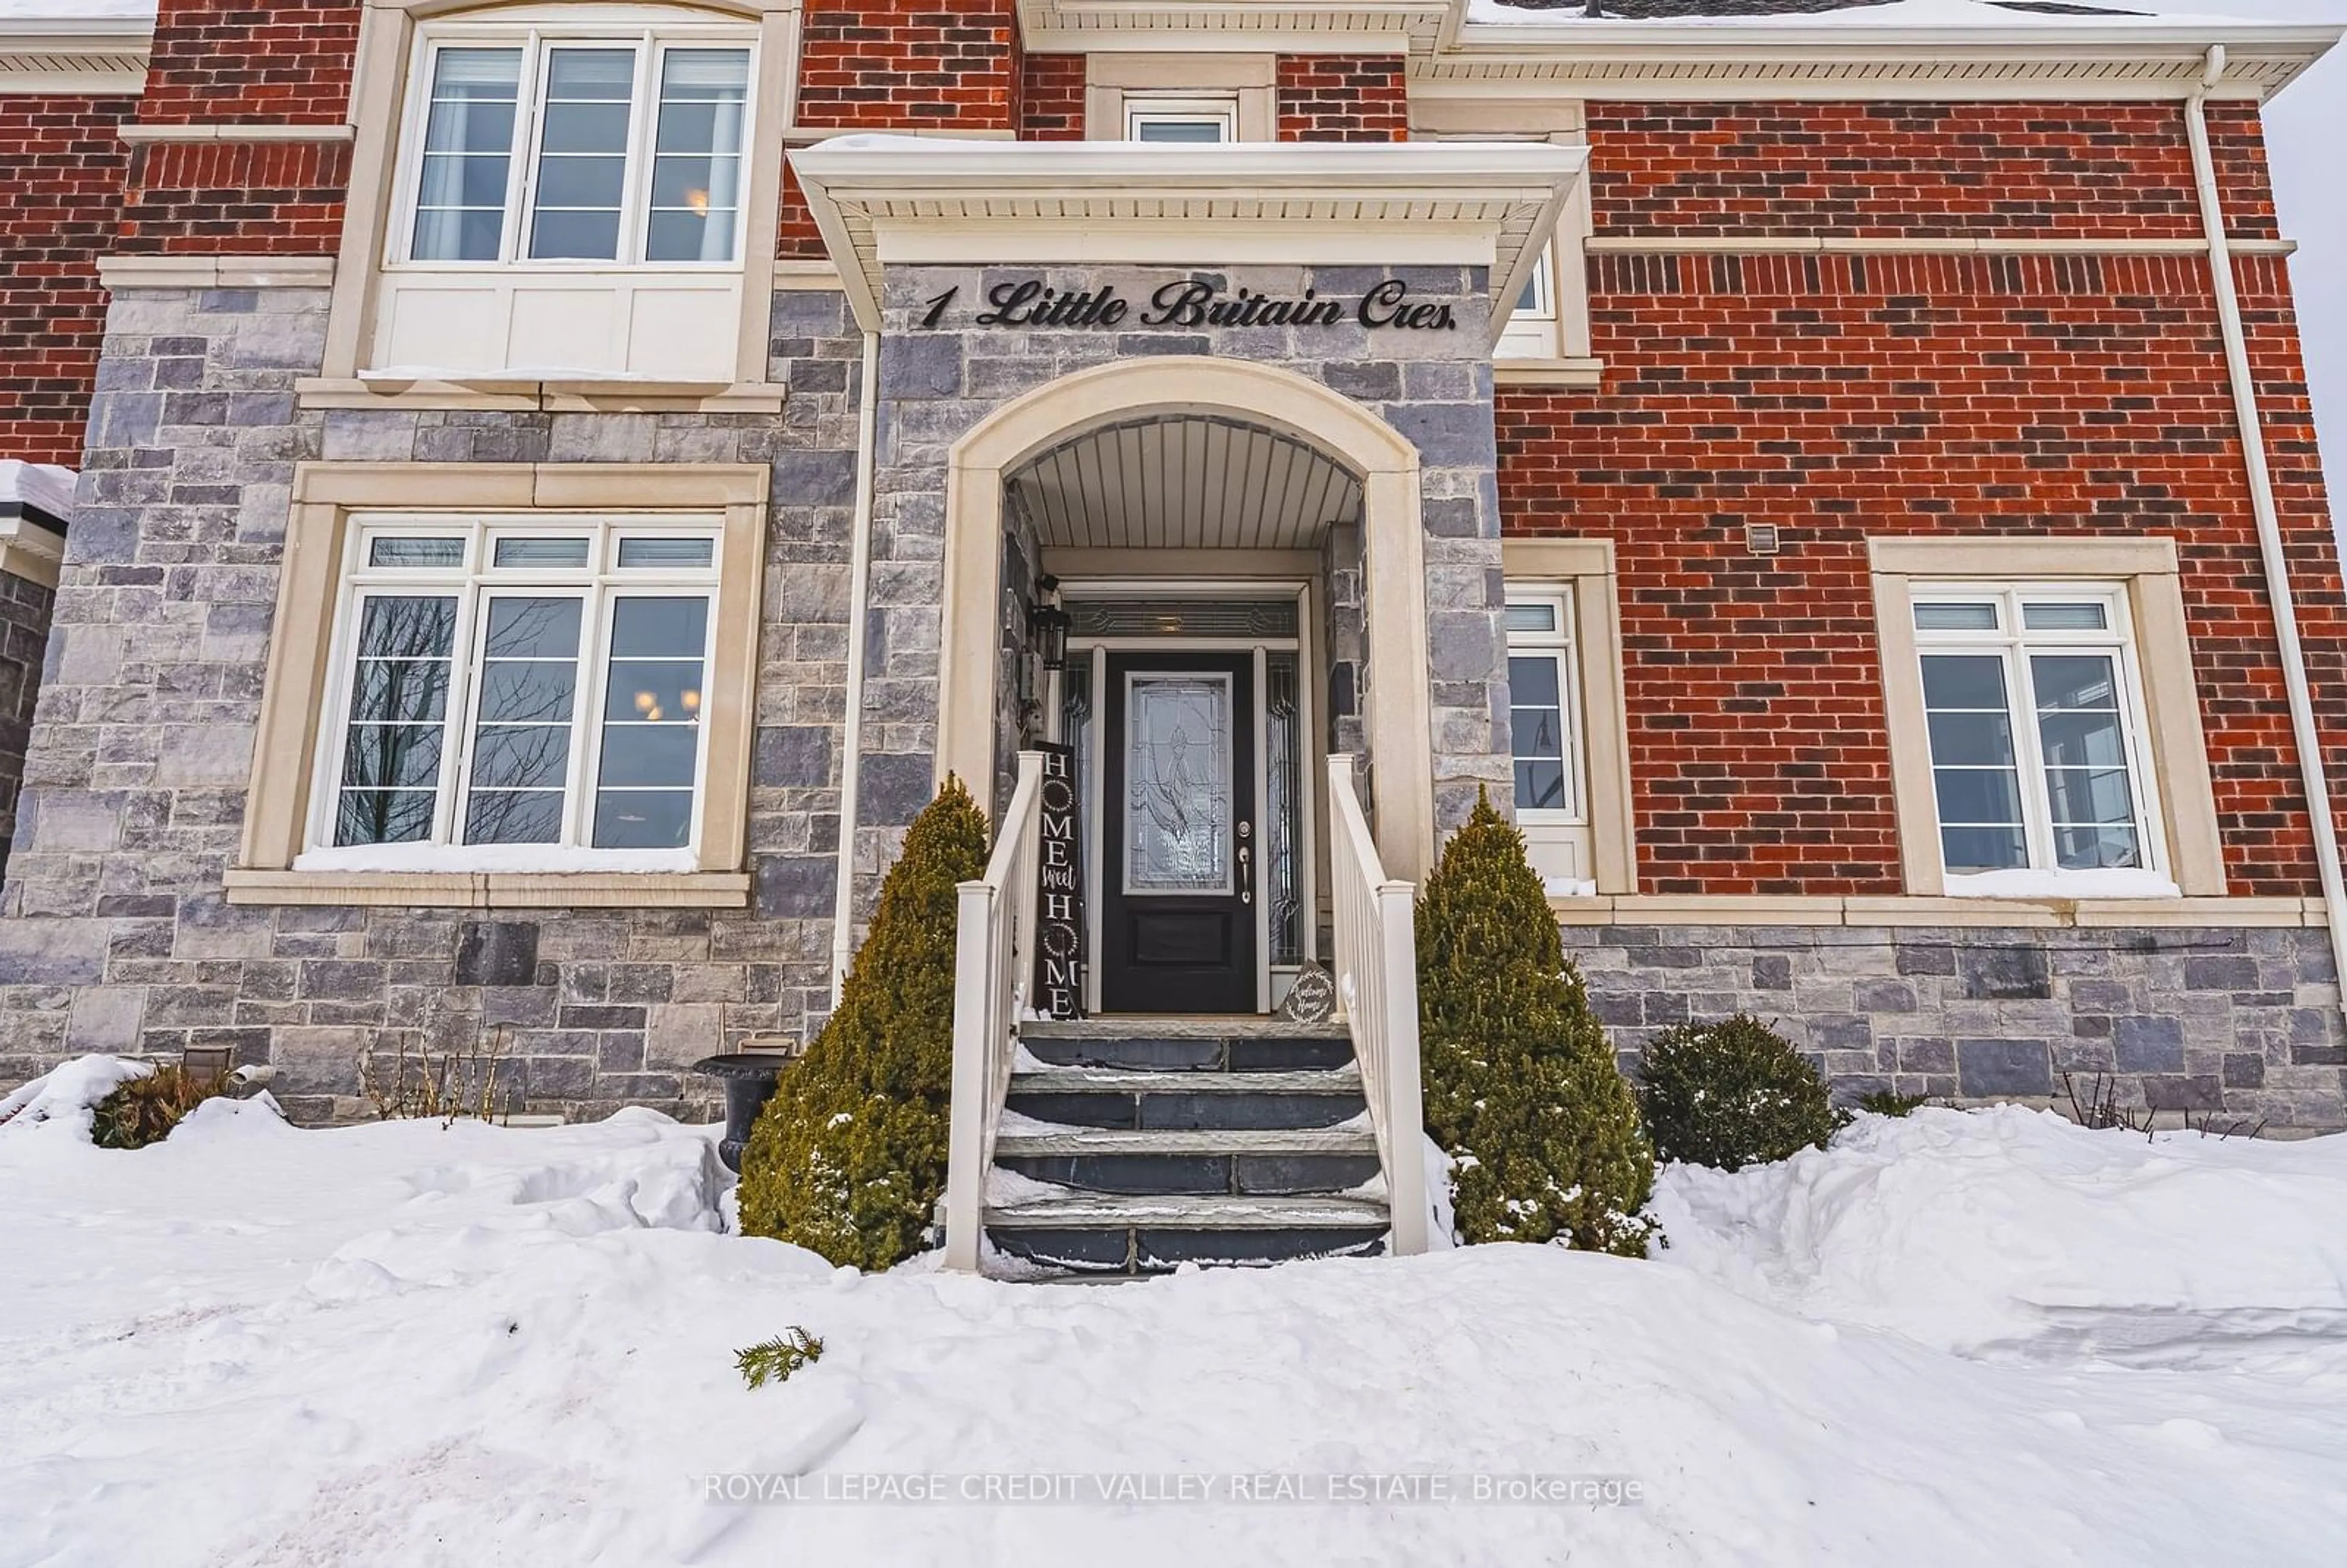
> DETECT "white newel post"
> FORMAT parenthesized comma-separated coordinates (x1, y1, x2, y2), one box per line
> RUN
(1326, 753, 1430, 1259)
(942, 751, 1048, 1273)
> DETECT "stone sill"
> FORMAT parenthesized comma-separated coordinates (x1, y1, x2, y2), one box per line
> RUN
(224, 870, 753, 910)
(1549, 893, 2327, 930)
(295, 378, 789, 415)
(100, 254, 337, 291)
(1493, 357, 1604, 390)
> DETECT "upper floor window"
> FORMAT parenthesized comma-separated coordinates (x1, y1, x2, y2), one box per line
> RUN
(310, 515, 723, 871)
(1125, 95, 1237, 143)
(1911, 585, 2164, 887)
(399, 26, 754, 268)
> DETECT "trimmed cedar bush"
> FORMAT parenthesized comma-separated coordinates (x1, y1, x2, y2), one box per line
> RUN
(1636, 1013, 1845, 1171)
(738, 777, 990, 1270)
(1418, 791, 1655, 1256)
(91, 1064, 229, 1150)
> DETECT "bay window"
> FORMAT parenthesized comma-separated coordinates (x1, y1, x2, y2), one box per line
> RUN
(311, 516, 722, 871)
(401, 33, 750, 268)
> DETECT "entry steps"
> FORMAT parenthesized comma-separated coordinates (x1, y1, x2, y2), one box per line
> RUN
(984, 1017, 1390, 1275)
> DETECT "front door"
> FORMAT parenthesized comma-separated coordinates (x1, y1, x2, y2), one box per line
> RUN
(1101, 652, 1257, 1013)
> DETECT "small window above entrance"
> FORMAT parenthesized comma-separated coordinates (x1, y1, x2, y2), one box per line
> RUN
(1125, 95, 1239, 142)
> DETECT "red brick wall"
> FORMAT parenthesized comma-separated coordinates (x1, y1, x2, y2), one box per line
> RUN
(1497, 248, 2346, 898)
(1021, 53, 1086, 141)
(1276, 54, 1407, 142)
(113, 1, 361, 250)
(1587, 101, 2278, 240)
(784, 2, 1021, 255)
(797, 2, 1019, 130)
(135, 0, 361, 125)
(117, 139, 351, 254)
(0, 95, 134, 466)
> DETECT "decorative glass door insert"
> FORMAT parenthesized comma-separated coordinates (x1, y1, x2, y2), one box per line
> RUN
(1122, 673, 1232, 895)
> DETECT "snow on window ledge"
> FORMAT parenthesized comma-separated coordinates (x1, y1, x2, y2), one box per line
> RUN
(1544, 876, 1600, 898)
(1941, 868, 2181, 901)
(293, 844, 700, 876)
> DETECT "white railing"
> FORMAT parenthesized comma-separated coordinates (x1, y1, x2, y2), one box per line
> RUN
(942, 750, 1047, 1272)
(1326, 753, 1428, 1256)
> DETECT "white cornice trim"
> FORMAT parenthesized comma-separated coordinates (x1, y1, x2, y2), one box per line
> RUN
(1018, 1, 1444, 54)
(1428, 19, 2340, 103)
(0, 13, 150, 94)
(788, 137, 1584, 338)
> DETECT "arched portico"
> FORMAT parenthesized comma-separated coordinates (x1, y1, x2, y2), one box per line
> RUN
(935, 356, 1438, 882)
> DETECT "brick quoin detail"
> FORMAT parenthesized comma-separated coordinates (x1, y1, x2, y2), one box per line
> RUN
(1497, 251, 2346, 899)
(1587, 101, 2278, 238)
(1276, 54, 1406, 142)
(0, 94, 134, 466)
(117, 139, 352, 252)
(136, 0, 361, 125)
(1021, 52, 1085, 141)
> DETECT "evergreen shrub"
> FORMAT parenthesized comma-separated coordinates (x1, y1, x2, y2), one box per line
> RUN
(738, 778, 990, 1270)
(1417, 792, 1655, 1255)
(1636, 1013, 1845, 1171)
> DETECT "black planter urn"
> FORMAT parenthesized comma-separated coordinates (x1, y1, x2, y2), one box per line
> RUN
(692, 1053, 788, 1173)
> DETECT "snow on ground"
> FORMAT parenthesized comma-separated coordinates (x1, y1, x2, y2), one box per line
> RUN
(6, 1074, 2346, 1566)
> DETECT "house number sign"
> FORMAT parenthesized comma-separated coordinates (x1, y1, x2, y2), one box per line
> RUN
(917, 277, 1460, 333)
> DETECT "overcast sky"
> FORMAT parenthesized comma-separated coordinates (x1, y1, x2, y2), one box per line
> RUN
(2152, 1, 2345, 502)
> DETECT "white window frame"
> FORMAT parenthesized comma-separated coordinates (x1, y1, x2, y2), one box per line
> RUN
(1505, 585, 1596, 892)
(300, 514, 724, 874)
(389, 17, 759, 272)
(1498, 240, 1560, 357)
(1123, 94, 1239, 144)
(1909, 581, 2173, 896)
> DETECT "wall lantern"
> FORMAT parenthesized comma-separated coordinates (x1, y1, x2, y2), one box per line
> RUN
(1028, 575, 1070, 672)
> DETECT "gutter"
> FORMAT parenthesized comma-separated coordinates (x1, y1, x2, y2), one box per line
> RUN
(829, 328, 882, 1005)
(2183, 44, 2347, 1016)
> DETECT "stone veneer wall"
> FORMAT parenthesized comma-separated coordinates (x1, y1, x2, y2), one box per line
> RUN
(854, 263, 1515, 860)
(0, 284, 865, 1123)
(0, 568, 56, 880)
(1564, 923, 2347, 1129)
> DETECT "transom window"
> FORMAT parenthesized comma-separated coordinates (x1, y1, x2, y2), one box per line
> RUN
(1505, 592, 1585, 823)
(1125, 95, 1238, 143)
(1911, 585, 2165, 884)
(309, 518, 722, 870)
(399, 25, 753, 266)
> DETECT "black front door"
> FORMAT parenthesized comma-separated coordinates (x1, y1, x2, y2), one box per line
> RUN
(1101, 652, 1257, 1014)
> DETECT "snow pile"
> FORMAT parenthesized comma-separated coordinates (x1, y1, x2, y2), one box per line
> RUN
(1654, 1105, 2347, 1355)
(6, 1069, 2347, 1564)
(0, 1054, 152, 1138)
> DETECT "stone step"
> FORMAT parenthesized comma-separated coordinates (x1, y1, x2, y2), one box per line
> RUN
(1020, 1018, 1353, 1074)
(1006, 1066, 1365, 1131)
(985, 1192, 1390, 1275)
(993, 1123, 1381, 1196)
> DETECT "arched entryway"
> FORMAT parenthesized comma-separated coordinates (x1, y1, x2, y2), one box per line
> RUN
(934, 357, 1437, 1013)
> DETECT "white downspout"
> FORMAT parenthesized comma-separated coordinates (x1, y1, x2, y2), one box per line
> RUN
(831, 329, 882, 1005)
(2184, 45, 2347, 1014)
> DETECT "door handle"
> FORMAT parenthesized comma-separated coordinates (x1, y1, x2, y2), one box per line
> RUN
(1236, 822, 1252, 905)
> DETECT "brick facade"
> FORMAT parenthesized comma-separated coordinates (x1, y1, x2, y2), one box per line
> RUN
(116, 138, 351, 254)
(0, 94, 134, 467)
(0, 7, 2341, 1129)
(133, 0, 361, 125)
(1585, 101, 2279, 239)
(1020, 52, 1087, 141)
(1276, 55, 1408, 142)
